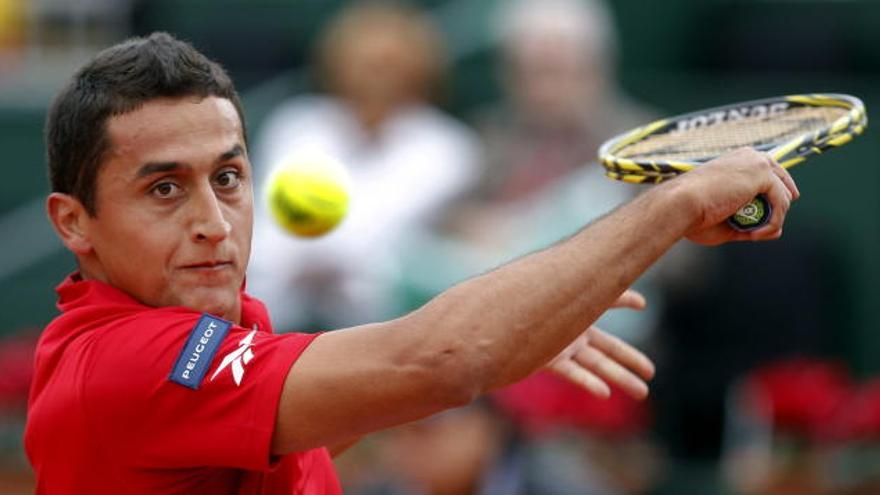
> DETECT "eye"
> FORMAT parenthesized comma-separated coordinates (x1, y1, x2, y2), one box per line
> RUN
(150, 181, 181, 199)
(214, 169, 242, 190)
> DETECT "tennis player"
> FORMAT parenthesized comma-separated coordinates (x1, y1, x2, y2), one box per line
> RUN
(24, 33, 798, 494)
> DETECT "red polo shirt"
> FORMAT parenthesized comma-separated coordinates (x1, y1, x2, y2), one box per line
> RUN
(25, 274, 341, 494)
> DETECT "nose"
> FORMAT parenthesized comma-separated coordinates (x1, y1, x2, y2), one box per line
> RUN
(191, 185, 231, 244)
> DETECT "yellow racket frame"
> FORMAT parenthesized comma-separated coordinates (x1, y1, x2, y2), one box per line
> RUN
(599, 93, 867, 179)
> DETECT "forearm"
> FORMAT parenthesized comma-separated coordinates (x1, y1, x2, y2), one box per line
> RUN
(408, 179, 696, 392)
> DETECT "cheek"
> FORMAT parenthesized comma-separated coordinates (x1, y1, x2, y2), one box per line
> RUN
(99, 211, 180, 269)
(230, 200, 253, 248)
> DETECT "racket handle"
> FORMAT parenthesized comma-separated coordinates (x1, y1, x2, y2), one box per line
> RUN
(727, 195, 771, 231)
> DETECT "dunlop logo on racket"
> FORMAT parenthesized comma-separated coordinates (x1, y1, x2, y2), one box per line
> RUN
(598, 93, 867, 231)
(674, 102, 790, 133)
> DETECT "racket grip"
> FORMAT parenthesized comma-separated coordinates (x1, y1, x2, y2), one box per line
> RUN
(727, 195, 771, 231)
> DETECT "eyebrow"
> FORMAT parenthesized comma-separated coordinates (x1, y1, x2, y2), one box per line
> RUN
(135, 161, 190, 179)
(134, 144, 245, 179)
(219, 144, 244, 162)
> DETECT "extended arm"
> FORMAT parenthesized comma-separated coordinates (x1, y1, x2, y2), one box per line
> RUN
(272, 148, 798, 454)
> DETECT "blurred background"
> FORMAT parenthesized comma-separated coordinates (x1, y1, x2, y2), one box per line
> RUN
(1, 0, 878, 493)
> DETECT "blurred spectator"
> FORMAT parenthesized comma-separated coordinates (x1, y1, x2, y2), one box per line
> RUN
(361, 403, 525, 495)
(492, 372, 663, 495)
(248, 2, 479, 331)
(398, 0, 660, 345)
(474, 0, 651, 204)
(655, 228, 849, 466)
(0, 0, 24, 51)
(723, 357, 880, 495)
(345, 372, 661, 495)
(0, 0, 25, 75)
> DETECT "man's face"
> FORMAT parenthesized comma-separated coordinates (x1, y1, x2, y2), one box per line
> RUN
(83, 96, 252, 322)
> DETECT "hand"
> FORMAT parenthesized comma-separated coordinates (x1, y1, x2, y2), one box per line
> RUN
(545, 290, 654, 400)
(676, 147, 800, 246)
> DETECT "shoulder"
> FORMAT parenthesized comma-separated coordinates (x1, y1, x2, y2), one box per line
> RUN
(85, 307, 319, 394)
(93, 307, 203, 352)
(83, 308, 209, 392)
(79, 309, 320, 436)
(67, 308, 323, 469)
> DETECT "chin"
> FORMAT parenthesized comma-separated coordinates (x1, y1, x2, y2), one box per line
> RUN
(182, 290, 239, 321)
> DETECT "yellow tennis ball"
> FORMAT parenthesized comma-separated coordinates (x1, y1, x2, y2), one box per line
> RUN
(266, 153, 351, 237)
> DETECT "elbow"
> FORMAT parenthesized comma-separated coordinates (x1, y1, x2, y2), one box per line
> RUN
(428, 371, 483, 412)
(398, 292, 499, 411)
(430, 348, 486, 409)
(403, 323, 492, 410)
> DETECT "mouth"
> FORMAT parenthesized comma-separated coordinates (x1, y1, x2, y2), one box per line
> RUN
(181, 260, 234, 271)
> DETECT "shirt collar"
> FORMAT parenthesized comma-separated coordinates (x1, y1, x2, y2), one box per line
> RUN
(55, 272, 273, 332)
(55, 272, 141, 313)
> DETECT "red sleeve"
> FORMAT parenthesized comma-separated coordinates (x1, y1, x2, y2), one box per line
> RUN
(83, 308, 319, 471)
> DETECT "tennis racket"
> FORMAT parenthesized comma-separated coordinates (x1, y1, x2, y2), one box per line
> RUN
(598, 94, 867, 230)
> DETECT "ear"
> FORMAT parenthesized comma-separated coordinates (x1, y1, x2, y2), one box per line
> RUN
(47, 192, 93, 255)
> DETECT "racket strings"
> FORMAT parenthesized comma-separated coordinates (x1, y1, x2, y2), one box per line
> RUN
(617, 106, 847, 161)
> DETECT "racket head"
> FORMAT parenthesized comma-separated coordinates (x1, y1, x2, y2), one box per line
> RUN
(599, 93, 867, 178)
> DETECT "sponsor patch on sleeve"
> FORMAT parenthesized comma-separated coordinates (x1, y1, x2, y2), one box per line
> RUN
(169, 314, 232, 390)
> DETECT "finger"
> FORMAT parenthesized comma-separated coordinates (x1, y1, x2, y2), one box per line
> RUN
(549, 359, 611, 398)
(747, 175, 791, 240)
(771, 165, 798, 203)
(587, 326, 656, 380)
(573, 346, 650, 400)
(768, 156, 800, 200)
(612, 289, 646, 310)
